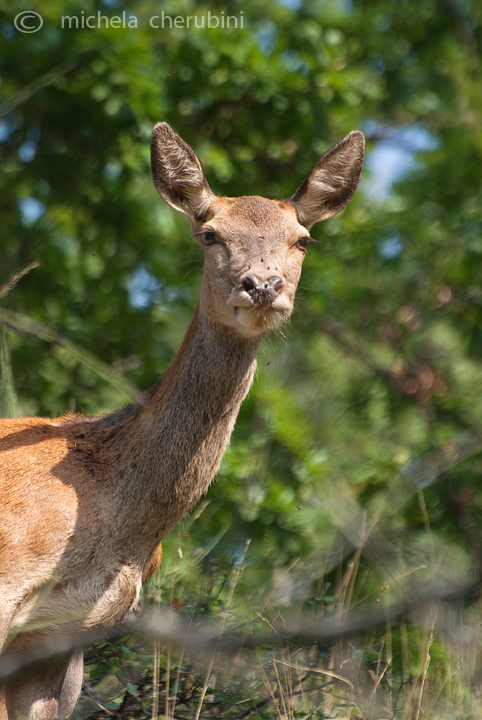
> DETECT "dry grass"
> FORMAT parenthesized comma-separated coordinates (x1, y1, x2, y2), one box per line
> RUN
(73, 523, 482, 720)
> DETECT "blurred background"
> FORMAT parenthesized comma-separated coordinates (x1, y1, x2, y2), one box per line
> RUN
(2, 0, 482, 717)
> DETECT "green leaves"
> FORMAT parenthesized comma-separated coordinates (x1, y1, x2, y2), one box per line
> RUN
(3, 1, 482, 713)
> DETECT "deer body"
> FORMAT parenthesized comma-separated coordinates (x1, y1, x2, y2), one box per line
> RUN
(0, 123, 364, 718)
(0, 316, 257, 648)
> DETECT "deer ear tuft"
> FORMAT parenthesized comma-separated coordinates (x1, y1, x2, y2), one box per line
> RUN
(151, 123, 215, 221)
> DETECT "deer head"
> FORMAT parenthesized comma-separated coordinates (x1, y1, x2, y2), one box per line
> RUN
(151, 124, 365, 339)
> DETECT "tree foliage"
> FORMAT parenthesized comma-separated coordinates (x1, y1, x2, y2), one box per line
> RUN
(2, 0, 482, 715)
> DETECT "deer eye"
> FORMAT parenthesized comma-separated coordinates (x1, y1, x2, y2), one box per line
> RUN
(203, 231, 217, 246)
(297, 237, 310, 250)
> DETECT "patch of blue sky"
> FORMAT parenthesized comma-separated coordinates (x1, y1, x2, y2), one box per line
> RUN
(0, 122, 12, 143)
(127, 266, 162, 309)
(278, 0, 303, 9)
(18, 197, 45, 226)
(364, 123, 439, 200)
(18, 140, 37, 163)
(256, 20, 278, 55)
(379, 234, 403, 260)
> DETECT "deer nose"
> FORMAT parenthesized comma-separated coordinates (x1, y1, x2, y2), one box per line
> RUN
(241, 274, 285, 306)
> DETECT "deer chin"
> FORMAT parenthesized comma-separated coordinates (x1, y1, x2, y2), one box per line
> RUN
(233, 305, 287, 337)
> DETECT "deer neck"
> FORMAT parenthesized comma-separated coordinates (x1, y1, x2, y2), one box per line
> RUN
(113, 305, 260, 539)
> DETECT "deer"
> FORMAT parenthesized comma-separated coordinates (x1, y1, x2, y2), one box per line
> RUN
(0, 122, 365, 719)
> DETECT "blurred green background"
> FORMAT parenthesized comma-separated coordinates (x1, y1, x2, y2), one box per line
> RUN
(2, 0, 482, 716)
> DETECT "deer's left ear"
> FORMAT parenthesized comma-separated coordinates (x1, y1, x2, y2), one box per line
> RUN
(290, 131, 365, 229)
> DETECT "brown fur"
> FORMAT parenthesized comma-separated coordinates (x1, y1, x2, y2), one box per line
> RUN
(0, 123, 364, 718)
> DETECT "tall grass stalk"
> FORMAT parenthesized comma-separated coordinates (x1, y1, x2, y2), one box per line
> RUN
(0, 326, 19, 418)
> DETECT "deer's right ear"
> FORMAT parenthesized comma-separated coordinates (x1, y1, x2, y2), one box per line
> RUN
(151, 123, 215, 221)
(290, 131, 365, 229)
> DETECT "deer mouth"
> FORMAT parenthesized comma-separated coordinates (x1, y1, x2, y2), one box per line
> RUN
(226, 281, 293, 336)
(232, 302, 290, 335)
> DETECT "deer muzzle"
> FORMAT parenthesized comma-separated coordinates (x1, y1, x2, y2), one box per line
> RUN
(241, 274, 285, 309)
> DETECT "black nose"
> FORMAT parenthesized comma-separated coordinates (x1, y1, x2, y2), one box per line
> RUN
(241, 274, 285, 306)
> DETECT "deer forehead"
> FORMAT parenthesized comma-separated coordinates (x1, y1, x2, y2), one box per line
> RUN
(205, 196, 307, 244)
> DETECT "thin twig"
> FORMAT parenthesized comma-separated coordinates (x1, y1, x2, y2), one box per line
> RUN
(0, 58, 78, 117)
(0, 574, 477, 684)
